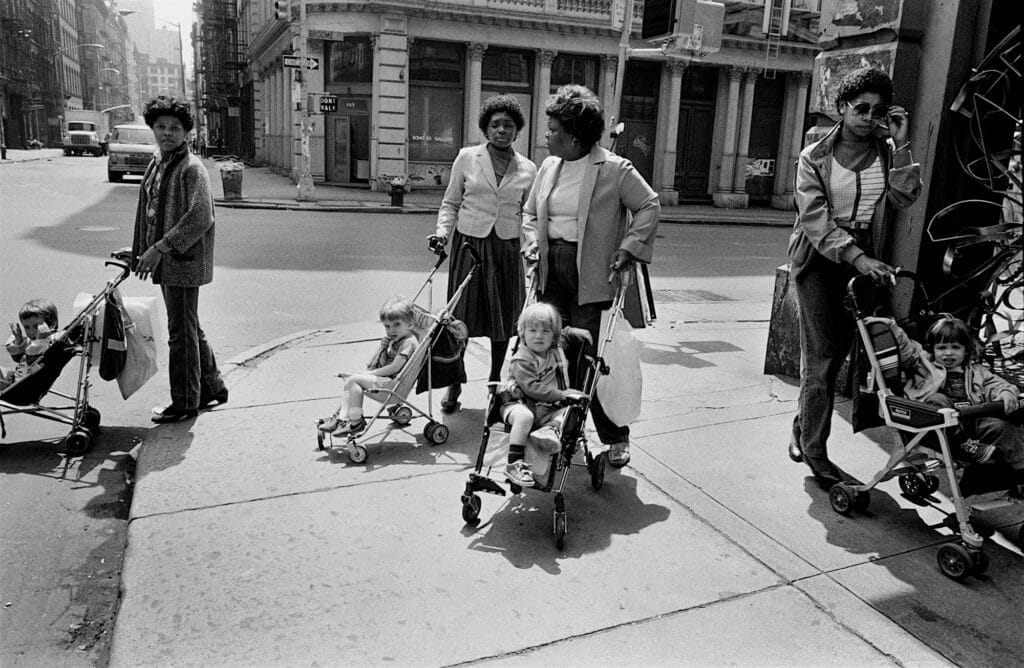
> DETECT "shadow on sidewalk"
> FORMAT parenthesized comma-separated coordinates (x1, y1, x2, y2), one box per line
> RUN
(463, 473, 670, 575)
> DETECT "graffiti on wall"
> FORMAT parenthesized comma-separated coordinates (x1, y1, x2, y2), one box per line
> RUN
(745, 158, 776, 178)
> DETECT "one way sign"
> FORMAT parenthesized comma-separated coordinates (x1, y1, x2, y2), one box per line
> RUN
(283, 54, 319, 70)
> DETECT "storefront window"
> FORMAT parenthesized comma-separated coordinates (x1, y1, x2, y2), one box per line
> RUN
(482, 48, 533, 91)
(409, 41, 464, 162)
(550, 54, 598, 92)
(327, 37, 372, 84)
(409, 41, 463, 84)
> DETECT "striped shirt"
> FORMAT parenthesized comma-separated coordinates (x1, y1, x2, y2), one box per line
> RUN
(830, 155, 885, 231)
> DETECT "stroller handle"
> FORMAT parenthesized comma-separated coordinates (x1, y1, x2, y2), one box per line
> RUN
(461, 241, 482, 268)
(844, 269, 918, 317)
(106, 248, 133, 282)
(957, 400, 1011, 421)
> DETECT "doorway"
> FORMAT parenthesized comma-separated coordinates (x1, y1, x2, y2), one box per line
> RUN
(325, 107, 370, 184)
(675, 103, 714, 200)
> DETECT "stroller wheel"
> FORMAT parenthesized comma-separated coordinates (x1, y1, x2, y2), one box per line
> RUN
(970, 549, 990, 576)
(347, 445, 368, 464)
(390, 405, 414, 426)
(588, 452, 605, 491)
(63, 429, 92, 456)
(937, 542, 974, 581)
(461, 494, 481, 525)
(898, 473, 933, 500)
(83, 406, 101, 432)
(553, 512, 567, 550)
(424, 422, 449, 445)
(829, 483, 856, 516)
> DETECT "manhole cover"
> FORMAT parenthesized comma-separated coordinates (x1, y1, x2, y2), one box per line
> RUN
(653, 289, 734, 303)
(75, 226, 121, 232)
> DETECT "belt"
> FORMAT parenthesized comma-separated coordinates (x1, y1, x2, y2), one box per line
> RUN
(548, 238, 578, 246)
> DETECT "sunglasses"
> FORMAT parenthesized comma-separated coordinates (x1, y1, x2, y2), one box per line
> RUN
(848, 101, 889, 120)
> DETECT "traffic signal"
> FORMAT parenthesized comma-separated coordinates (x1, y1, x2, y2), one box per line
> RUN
(273, 0, 290, 21)
(641, 0, 678, 39)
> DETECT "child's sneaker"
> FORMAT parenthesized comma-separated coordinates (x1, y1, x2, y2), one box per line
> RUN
(505, 460, 535, 487)
(318, 416, 341, 433)
(530, 424, 562, 453)
(332, 417, 367, 437)
(955, 438, 996, 465)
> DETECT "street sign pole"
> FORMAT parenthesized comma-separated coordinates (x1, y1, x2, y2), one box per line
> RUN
(296, 0, 316, 200)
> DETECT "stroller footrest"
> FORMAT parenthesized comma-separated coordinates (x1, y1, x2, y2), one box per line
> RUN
(469, 473, 507, 497)
(886, 396, 946, 428)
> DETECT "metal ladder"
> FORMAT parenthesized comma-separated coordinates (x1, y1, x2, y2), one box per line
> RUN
(763, 0, 784, 79)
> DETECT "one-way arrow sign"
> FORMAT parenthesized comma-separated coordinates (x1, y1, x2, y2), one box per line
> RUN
(283, 54, 319, 70)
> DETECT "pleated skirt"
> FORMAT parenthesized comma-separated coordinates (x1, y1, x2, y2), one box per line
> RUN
(447, 228, 524, 341)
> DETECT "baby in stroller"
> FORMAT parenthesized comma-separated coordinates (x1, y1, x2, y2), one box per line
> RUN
(919, 315, 1023, 496)
(499, 302, 590, 487)
(318, 296, 419, 438)
(2, 300, 62, 390)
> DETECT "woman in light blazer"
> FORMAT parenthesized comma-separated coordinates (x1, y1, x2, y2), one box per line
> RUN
(429, 95, 538, 411)
(523, 85, 660, 468)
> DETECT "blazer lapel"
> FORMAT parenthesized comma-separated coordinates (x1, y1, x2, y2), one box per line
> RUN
(536, 159, 561, 227)
(576, 146, 603, 242)
(477, 145, 499, 193)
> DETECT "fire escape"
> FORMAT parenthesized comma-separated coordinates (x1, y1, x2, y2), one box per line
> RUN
(1, 0, 61, 147)
(196, 0, 244, 156)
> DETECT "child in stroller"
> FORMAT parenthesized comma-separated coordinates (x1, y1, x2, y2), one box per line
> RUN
(2, 300, 62, 390)
(919, 314, 1023, 496)
(499, 302, 590, 487)
(317, 296, 419, 437)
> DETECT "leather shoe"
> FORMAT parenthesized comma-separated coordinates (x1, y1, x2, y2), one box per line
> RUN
(200, 388, 229, 408)
(788, 437, 803, 463)
(804, 455, 842, 490)
(152, 406, 198, 424)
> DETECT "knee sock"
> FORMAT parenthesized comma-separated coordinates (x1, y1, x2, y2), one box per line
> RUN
(490, 339, 509, 382)
(508, 442, 525, 464)
(347, 408, 364, 422)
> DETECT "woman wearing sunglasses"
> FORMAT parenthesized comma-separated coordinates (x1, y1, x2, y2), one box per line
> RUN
(786, 66, 921, 489)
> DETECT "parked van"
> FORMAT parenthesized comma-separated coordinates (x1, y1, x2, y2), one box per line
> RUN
(106, 123, 156, 182)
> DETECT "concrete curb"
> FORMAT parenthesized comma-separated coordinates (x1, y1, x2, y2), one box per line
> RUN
(214, 196, 794, 226)
(213, 198, 435, 214)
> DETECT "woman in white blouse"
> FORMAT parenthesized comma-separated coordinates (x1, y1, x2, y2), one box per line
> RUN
(786, 67, 921, 488)
(429, 95, 538, 412)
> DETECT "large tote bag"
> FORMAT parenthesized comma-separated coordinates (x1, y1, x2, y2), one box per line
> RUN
(595, 305, 643, 425)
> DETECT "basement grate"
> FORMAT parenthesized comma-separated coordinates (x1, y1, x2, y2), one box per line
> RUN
(652, 289, 735, 303)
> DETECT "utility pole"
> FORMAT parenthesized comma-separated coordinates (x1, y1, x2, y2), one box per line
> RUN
(295, 0, 315, 200)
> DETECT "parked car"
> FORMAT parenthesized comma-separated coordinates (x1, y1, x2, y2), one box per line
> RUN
(106, 123, 156, 182)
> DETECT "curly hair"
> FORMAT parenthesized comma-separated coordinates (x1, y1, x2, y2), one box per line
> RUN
(545, 84, 605, 150)
(835, 66, 894, 109)
(924, 314, 978, 362)
(478, 94, 526, 134)
(143, 96, 194, 132)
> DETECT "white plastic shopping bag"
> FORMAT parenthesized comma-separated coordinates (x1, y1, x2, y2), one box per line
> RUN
(117, 296, 160, 399)
(595, 306, 643, 425)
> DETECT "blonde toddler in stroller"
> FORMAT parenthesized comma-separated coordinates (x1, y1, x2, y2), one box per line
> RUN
(498, 302, 590, 488)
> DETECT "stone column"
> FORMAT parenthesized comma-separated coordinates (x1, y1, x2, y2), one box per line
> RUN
(730, 68, 757, 205)
(464, 43, 487, 146)
(657, 60, 687, 206)
(534, 49, 556, 160)
(713, 66, 743, 208)
(779, 71, 810, 207)
(600, 54, 617, 121)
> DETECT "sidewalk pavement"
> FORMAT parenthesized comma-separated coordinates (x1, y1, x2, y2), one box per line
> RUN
(205, 160, 795, 226)
(108, 284, 1023, 666)
(0, 148, 794, 226)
